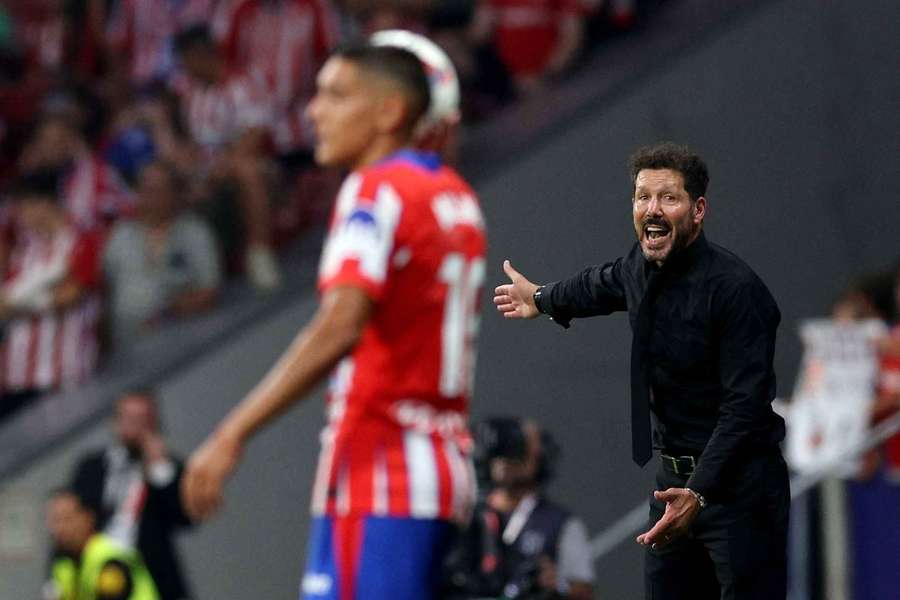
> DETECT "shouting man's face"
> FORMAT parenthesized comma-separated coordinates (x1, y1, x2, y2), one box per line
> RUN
(632, 169, 706, 265)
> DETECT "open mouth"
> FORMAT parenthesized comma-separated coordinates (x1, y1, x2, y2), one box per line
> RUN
(643, 222, 671, 245)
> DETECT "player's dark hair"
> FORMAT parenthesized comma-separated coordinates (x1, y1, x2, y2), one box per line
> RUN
(629, 142, 710, 202)
(9, 169, 62, 203)
(174, 24, 214, 55)
(332, 42, 431, 132)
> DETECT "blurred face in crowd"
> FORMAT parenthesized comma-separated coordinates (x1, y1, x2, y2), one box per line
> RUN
(179, 44, 219, 84)
(307, 57, 411, 169)
(632, 168, 706, 266)
(47, 493, 94, 556)
(490, 422, 542, 490)
(16, 194, 61, 234)
(113, 394, 158, 455)
(136, 163, 180, 225)
(29, 119, 79, 169)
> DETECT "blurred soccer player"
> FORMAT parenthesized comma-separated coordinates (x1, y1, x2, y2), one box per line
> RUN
(182, 41, 486, 600)
(370, 30, 462, 162)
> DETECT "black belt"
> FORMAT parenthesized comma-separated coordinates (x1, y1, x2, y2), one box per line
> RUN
(660, 453, 698, 476)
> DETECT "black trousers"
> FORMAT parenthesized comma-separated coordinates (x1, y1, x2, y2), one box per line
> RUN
(644, 450, 790, 600)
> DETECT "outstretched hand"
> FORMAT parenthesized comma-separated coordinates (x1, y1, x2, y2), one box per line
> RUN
(636, 488, 701, 549)
(181, 431, 243, 522)
(493, 260, 541, 319)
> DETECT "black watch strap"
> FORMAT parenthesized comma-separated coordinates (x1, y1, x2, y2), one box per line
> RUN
(533, 285, 547, 314)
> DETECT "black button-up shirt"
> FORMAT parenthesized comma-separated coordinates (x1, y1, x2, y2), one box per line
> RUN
(534, 232, 785, 499)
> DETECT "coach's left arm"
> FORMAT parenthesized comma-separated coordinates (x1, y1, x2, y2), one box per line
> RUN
(685, 278, 780, 501)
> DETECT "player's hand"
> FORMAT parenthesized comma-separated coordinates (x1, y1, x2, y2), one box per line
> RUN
(636, 488, 701, 549)
(494, 260, 540, 319)
(182, 431, 243, 522)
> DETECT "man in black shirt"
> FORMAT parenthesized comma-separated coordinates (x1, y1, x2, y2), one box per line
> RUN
(493, 142, 789, 599)
(71, 391, 195, 600)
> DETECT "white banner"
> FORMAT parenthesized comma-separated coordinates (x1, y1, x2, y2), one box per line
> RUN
(786, 319, 887, 476)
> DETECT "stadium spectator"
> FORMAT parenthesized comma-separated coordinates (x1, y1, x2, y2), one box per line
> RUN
(0, 170, 103, 420)
(4, 0, 66, 77)
(18, 113, 134, 232)
(105, 0, 216, 91)
(425, 6, 515, 122)
(343, 0, 434, 33)
(70, 390, 195, 600)
(831, 266, 900, 482)
(473, 0, 586, 93)
(45, 487, 160, 600)
(173, 24, 281, 290)
(873, 264, 900, 482)
(216, 0, 338, 155)
(103, 160, 221, 341)
(445, 417, 595, 599)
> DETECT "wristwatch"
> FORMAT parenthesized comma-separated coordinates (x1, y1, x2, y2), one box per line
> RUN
(533, 285, 546, 314)
(686, 487, 707, 509)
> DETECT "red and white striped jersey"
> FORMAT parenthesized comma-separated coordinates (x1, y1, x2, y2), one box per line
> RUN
(218, 0, 338, 152)
(488, 0, 586, 77)
(172, 70, 274, 152)
(313, 151, 487, 521)
(107, 0, 215, 86)
(1, 226, 103, 393)
(8, 1, 65, 72)
(62, 155, 135, 232)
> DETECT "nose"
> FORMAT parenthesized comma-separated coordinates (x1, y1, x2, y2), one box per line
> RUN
(306, 95, 321, 125)
(645, 197, 664, 216)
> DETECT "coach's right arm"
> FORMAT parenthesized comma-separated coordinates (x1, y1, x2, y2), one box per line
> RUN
(494, 259, 627, 326)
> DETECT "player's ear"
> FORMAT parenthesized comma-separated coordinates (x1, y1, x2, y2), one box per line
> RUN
(376, 92, 411, 135)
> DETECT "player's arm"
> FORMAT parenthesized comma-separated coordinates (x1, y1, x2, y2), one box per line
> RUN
(182, 285, 373, 520)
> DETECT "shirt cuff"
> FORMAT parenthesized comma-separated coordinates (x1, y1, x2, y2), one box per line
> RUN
(146, 460, 176, 487)
(535, 282, 571, 329)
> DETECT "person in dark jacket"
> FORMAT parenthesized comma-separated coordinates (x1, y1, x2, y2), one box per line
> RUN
(71, 391, 194, 600)
(493, 142, 790, 600)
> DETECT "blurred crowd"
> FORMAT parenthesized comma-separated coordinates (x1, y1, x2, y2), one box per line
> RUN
(0, 0, 664, 418)
(832, 261, 900, 482)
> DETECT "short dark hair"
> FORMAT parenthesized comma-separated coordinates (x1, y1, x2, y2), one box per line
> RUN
(332, 43, 431, 132)
(9, 169, 62, 203)
(47, 487, 92, 512)
(174, 24, 213, 55)
(629, 142, 709, 201)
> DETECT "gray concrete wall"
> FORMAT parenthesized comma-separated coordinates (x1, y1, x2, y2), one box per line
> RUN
(2, 0, 898, 598)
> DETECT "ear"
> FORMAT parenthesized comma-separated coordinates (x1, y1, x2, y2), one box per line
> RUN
(375, 92, 409, 135)
(693, 196, 707, 224)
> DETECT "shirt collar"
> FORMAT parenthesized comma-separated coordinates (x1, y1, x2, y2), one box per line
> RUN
(378, 148, 442, 172)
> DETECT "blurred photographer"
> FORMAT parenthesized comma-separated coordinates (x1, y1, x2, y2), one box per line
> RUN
(70, 390, 195, 600)
(445, 417, 594, 599)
